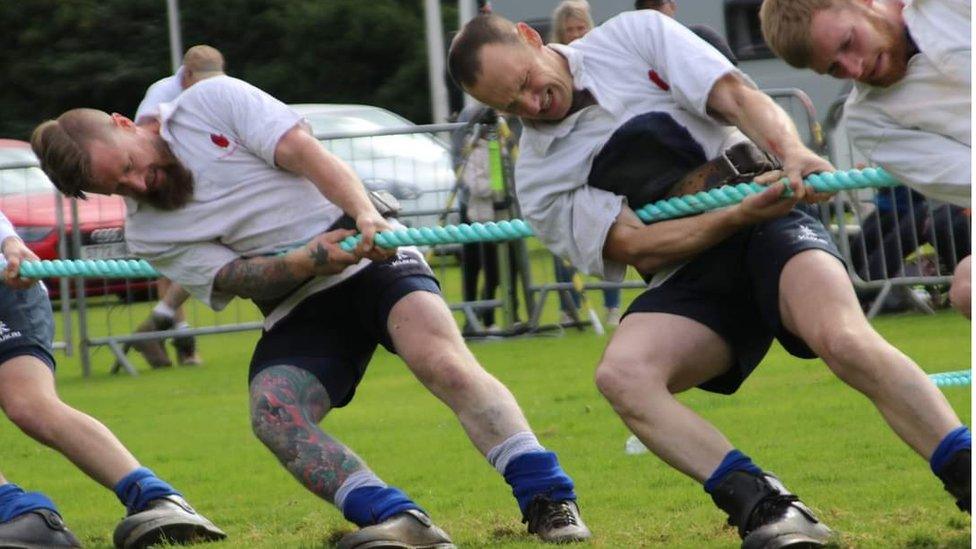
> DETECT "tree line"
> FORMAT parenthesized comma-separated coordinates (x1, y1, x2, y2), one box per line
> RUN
(0, 0, 457, 139)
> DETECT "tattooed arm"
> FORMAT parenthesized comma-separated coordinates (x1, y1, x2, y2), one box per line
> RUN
(213, 228, 359, 303)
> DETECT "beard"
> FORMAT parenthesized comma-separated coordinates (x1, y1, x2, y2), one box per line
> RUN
(143, 138, 194, 210)
(864, 12, 912, 87)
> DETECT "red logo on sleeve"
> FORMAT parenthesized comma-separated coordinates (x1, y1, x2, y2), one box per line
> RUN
(210, 133, 230, 148)
(648, 70, 670, 91)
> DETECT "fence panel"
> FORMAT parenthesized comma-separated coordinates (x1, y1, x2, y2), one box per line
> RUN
(822, 97, 970, 317)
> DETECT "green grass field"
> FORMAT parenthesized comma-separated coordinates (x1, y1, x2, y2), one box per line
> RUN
(8, 252, 973, 548)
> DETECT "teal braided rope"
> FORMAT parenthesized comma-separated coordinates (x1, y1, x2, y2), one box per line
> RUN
(18, 258, 161, 279)
(15, 167, 899, 277)
(634, 166, 898, 222)
(339, 219, 535, 252)
(928, 370, 972, 388)
(339, 167, 899, 250)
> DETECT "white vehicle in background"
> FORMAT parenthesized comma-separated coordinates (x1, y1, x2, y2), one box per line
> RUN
(289, 104, 457, 230)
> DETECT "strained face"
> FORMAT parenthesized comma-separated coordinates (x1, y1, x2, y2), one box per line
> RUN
(468, 42, 575, 121)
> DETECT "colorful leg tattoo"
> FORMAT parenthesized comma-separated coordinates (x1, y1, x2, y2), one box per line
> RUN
(249, 365, 365, 502)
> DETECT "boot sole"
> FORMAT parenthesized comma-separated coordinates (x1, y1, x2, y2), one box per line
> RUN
(343, 542, 455, 549)
(536, 532, 592, 544)
(117, 519, 226, 549)
(751, 534, 828, 549)
(0, 542, 78, 549)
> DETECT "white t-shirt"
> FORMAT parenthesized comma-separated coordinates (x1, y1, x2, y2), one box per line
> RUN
(844, 0, 971, 207)
(134, 66, 184, 124)
(0, 211, 15, 245)
(124, 75, 380, 328)
(0, 211, 15, 263)
(515, 10, 750, 280)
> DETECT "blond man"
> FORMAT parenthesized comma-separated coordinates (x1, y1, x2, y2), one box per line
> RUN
(760, 0, 972, 318)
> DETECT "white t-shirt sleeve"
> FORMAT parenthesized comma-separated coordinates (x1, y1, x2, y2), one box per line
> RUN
(185, 77, 303, 167)
(133, 240, 240, 311)
(516, 149, 627, 281)
(846, 101, 971, 207)
(134, 71, 183, 124)
(609, 11, 747, 118)
(0, 211, 17, 246)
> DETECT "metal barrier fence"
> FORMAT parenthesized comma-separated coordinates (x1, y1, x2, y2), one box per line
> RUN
(821, 96, 970, 318)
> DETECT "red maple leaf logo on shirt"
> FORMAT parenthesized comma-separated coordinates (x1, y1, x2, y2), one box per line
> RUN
(210, 133, 230, 148)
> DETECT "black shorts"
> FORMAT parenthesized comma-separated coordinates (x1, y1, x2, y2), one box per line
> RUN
(0, 283, 56, 371)
(625, 208, 843, 394)
(248, 250, 440, 408)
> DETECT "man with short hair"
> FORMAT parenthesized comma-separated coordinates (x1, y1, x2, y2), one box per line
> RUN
(0, 212, 225, 548)
(634, 0, 676, 17)
(449, 10, 970, 547)
(135, 45, 226, 125)
(760, 0, 971, 318)
(31, 73, 591, 547)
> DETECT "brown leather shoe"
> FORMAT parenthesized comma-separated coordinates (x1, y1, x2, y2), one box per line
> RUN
(125, 314, 172, 368)
(172, 332, 202, 366)
(336, 509, 455, 549)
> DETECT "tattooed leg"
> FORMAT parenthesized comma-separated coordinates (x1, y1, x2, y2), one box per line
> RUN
(249, 365, 366, 503)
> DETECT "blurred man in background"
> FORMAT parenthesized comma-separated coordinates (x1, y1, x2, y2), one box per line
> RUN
(126, 44, 227, 369)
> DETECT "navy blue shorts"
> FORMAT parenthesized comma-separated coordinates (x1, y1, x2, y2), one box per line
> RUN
(248, 250, 440, 408)
(0, 283, 56, 371)
(625, 208, 843, 394)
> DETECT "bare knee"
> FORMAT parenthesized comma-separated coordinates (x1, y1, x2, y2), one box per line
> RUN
(3, 395, 63, 444)
(412, 344, 481, 396)
(811, 324, 883, 383)
(595, 356, 666, 415)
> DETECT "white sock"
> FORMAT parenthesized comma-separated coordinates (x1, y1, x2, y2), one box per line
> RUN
(486, 431, 546, 475)
(334, 469, 387, 510)
(153, 302, 176, 319)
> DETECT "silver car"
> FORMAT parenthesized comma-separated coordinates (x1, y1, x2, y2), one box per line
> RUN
(289, 104, 457, 229)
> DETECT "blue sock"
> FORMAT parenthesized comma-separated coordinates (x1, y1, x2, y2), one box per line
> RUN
(0, 484, 59, 523)
(113, 467, 181, 514)
(341, 485, 422, 527)
(930, 426, 972, 476)
(502, 451, 576, 515)
(704, 450, 763, 494)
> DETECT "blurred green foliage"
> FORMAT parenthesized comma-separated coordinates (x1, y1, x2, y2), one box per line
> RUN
(0, 0, 458, 139)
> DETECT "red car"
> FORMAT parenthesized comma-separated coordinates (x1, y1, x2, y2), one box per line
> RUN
(0, 139, 154, 300)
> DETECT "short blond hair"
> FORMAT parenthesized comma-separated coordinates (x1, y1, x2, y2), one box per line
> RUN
(760, 0, 851, 68)
(550, 0, 593, 44)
